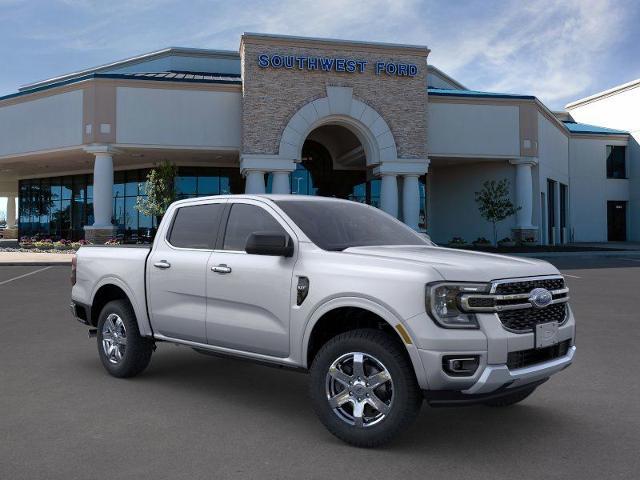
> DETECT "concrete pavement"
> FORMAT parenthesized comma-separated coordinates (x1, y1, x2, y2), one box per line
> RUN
(0, 258, 639, 479)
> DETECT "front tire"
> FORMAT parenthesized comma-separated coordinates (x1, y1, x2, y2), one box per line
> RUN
(309, 329, 422, 447)
(96, 299, 153, 378)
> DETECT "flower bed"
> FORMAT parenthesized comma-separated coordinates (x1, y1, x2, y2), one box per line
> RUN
(11, 237, 93, 253)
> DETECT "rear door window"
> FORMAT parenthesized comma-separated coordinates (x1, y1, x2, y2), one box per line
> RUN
(168, 203, 224, 249)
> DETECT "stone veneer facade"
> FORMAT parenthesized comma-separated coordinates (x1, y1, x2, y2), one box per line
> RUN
(240, 34, 429, 161)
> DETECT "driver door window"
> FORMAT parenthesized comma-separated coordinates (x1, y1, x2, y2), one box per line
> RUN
(223, 203, 287, 251)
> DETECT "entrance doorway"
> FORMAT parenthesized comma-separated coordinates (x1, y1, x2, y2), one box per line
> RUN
(607, 201, 627, 241)
(269, 124, 381, 205)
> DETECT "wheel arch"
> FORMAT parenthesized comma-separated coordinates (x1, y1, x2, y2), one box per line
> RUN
(301, 297, 428, 389)
(90, 278, 151, 336)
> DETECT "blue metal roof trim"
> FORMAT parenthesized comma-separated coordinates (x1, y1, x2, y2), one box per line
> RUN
(562, 121, 628, 135)
(0, 72, 242, 102)
(428, 87, 535, 100)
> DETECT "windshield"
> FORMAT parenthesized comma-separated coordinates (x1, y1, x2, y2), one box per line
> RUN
(275, 200, 427, 251)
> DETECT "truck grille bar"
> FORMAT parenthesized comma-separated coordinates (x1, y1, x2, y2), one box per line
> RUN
(459, 276, 569, 333)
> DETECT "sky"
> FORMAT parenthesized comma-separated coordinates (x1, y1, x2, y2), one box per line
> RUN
(1, 0, 640, 216)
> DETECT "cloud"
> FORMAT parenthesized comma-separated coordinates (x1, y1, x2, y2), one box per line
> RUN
(426, 0, 632, 107)
(1, 0, 637, 108)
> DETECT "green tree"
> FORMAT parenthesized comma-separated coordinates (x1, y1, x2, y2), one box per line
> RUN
(474, 179, 520, 246)
(135, 161, 178, 223)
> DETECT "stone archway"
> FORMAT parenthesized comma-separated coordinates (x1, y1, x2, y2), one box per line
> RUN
(278, 86, 398, 166)
(240, 85, 428, 228)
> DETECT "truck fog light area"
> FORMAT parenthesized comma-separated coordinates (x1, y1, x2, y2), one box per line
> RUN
(442, 356, 480, 377)
(426, 283, 488, 329)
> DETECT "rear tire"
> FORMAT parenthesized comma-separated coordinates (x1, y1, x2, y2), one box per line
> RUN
(96, 299, 153, 378)
(309, 329, 422, 448)
(483, 386, 536, 407)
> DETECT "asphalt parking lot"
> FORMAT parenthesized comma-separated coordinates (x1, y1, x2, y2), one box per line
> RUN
(1, 256, 639, 480)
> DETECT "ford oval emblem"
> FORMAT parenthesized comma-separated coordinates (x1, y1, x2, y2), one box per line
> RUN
(528, 288, 553, 309)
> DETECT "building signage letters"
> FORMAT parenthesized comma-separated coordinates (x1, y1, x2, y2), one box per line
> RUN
(257, 53, 418, 77)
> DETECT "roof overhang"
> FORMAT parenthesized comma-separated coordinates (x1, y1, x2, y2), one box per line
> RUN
(565, 78, 640, 110)
(19, 47, 240, 93)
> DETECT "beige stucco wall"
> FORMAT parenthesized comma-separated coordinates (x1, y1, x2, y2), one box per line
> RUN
(240, 36, 428, 160)
(0, 90, 83, 157)
(116, 86, 242, 148)
(427, 101, 520, 158)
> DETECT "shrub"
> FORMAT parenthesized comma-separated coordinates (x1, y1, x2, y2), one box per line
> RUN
(448, 236, 467, 246)
(473, 237, 491, 245)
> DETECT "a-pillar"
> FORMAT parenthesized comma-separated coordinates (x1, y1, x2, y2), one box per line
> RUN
(509, 157, 538, 242)
(84, 145, 117, 244)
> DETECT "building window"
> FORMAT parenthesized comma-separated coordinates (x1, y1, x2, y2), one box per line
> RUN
(606, 145, 626, 179)
(18, 166, 243, 242)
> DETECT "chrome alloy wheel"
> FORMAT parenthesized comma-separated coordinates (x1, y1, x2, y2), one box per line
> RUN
(325, 352, 394, 428)
(101, 313, 127, 364)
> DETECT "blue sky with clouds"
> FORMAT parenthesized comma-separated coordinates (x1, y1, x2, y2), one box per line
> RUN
(1, 0, 640, 215)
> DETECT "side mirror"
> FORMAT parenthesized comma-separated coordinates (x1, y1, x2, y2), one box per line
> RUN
(245, 231, 294, 257)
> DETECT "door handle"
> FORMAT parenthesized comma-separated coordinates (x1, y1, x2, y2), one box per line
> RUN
(211, 264, 232, 274)
(154, 260, 171, 269)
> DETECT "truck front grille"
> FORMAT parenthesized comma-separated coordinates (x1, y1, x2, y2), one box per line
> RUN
(507, 339, 571, 369)
(498, 303, 567, 332)
(495, 278, 565, 295)
(459, 276, 570, 333)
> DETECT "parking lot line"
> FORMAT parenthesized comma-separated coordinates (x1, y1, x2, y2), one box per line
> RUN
(562, 273, 581, 278)
(0, 266, 52, 286)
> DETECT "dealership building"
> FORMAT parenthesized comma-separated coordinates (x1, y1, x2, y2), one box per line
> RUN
(0, 33, 637, 244)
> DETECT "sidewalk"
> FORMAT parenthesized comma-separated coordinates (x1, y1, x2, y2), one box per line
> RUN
(0, 251, 74, 265)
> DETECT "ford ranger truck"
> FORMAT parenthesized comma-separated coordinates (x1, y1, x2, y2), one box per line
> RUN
(70, 195, 575, 447)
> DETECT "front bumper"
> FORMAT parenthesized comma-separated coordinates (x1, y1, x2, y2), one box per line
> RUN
(463, 345, 575, 395)
(405, 306, 576, 392)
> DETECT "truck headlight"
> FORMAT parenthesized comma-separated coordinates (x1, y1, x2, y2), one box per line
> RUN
(426, 282, 489, 329)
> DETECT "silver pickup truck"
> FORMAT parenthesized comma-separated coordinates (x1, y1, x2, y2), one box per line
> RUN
(71, 195, 575, 447)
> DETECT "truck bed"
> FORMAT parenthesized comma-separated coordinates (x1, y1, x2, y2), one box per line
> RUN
(74, 245, 153, 336)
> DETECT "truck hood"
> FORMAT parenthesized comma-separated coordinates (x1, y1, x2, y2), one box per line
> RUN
(342, 245, 558, 282)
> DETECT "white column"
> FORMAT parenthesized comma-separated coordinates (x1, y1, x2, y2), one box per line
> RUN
(511, 159, 536, 229)
(271, 171, 291, 194)
(92, 151, 114, 227)
(402, 175, 420, 230)
(380, 174, 399, 218)
(245, 170, 266, 194)
(6, 195, 16, 228)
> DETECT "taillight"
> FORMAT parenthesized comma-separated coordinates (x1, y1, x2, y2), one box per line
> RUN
(71, 254, 77, 286)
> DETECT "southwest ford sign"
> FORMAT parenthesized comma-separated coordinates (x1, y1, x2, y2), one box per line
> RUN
(257, 54, 418, 77)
